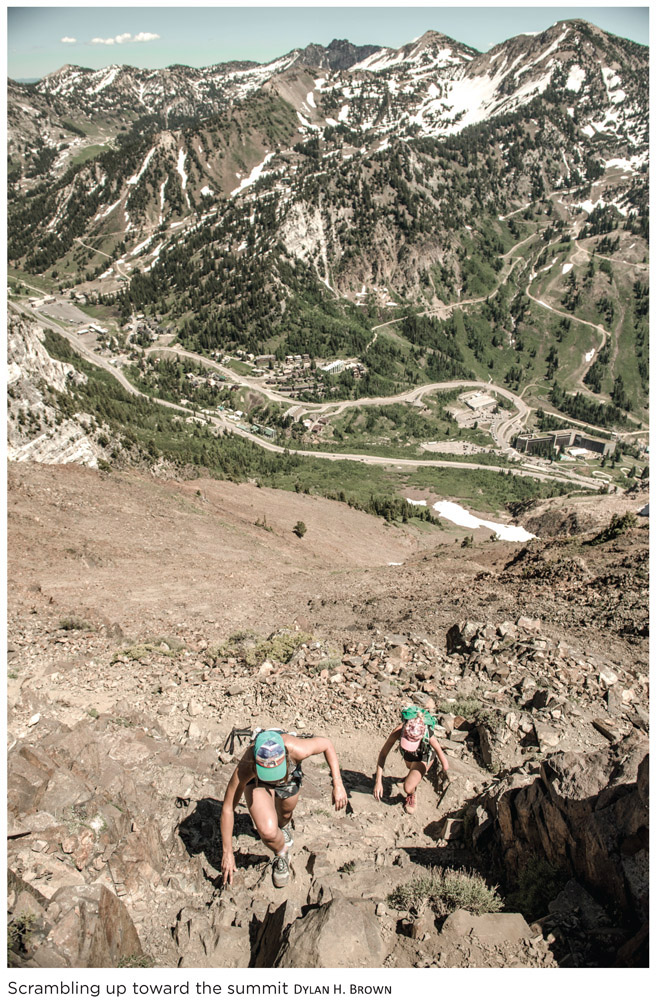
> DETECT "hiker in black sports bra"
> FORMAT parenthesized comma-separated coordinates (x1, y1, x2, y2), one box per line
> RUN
(246, 760, 304, 799)
(373, 707, 449, 815)
(220, 731, 347, 888)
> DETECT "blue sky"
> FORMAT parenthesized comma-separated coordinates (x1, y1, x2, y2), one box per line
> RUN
(7, 4, 649, 80)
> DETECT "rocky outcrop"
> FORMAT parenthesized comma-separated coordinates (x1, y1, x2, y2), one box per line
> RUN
(274, 897, 387, 968)
(467, 737, 649, 964)
(7, 316, 101, 467)
(32, 884, 143, 968)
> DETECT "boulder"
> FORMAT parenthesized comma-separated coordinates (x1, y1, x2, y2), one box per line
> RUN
(275, 897, 386, 968)
(438, 908, 532, 946)
(446, 622, 479, 655)
(32, 883, 142, 967)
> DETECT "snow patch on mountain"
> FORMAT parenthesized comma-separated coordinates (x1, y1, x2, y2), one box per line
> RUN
(131, 235, 154, 256)
(565, 65, 586, 91)
(92, 66, 120, 94)
(177, 149, 188, 189)
(231, 152, 275, 197)
(128, 147, 156, 186)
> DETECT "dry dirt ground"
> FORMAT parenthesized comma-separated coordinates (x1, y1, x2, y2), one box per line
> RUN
(7, 462, 647, 657)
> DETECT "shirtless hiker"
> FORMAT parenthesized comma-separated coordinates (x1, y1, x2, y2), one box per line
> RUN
(374, 706, 449, 814)
(221, 730, 348, 888)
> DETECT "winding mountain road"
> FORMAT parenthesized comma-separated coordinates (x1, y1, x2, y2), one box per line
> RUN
(10, 300, 604, 489)
(10, 173, 647, 487)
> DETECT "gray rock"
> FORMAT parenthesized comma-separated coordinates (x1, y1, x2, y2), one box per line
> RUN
(516, 616, 541, 632)
(275, 896, 386, 968)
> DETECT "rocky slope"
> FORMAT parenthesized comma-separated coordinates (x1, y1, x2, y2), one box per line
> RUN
(6, 317, 103, 467)
(7, 461, 649, 968)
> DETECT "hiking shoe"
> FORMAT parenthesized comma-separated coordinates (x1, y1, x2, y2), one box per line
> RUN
(272, 852, 290, 888)
(282, 825, 294, 850)
(403, 791, 417, 815)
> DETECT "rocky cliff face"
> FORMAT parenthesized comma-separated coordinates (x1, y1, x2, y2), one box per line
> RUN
(7, 316, 102, 467)
(473, 737, 649, 965)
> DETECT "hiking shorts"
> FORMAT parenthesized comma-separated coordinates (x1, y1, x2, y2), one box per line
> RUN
(247, 763, 303, 800)
(403, 753, 436, 772)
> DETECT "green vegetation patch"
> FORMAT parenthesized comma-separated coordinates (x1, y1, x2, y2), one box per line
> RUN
(588, 512, 638, 545)
(506, 855, 568, 919)
(206, 629, 311, 667)
(8, 913, 37, 957)
(70, 145, 110, 166)
(58, 615, 92, 631)
(406, 466, 571, 512)
(388, 866, 503, 916)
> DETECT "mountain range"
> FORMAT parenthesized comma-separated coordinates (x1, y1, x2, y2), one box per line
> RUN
(7, 19, 649, 451)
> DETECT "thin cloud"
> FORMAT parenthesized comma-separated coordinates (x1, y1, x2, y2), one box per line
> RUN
(90, 32, 160, 46)
(61, 37, 77, 44)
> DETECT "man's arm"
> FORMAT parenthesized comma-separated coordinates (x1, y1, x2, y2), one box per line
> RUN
(373, 727, 402, 800)
(287, 735, 347, 809)
(429, 735, 449, 774)
(220, 756, 252, 884)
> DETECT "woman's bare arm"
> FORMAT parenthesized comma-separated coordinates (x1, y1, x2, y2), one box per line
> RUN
(429, 735, 449, 774)
(373, 726, 402, 799)
(284, 735, 347, 809)
(220, 753, 254, 884)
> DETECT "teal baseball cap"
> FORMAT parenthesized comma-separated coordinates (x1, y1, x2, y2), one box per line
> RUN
(254, 731, 287, 782)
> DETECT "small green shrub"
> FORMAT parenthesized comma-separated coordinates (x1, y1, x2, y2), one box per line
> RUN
(506, 855, 567, 919)
(117, 953, 155, 967)
(59, 616, 91, 631)
(339, 860, 356, 874)
(293, 520, 307, 538)
(474, 706, 506, 735)
(8, 913, 36, 955)
(111, 636, 182, 663)
(589, 512, 637, 545)
(208, 630, 311, 667)
(316, 658, 342, 673)
(388, 866, 503, 916)
(439, 697, 482, 718)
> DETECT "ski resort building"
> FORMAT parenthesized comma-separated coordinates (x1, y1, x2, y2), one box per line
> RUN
(515, 429, 613, 458)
